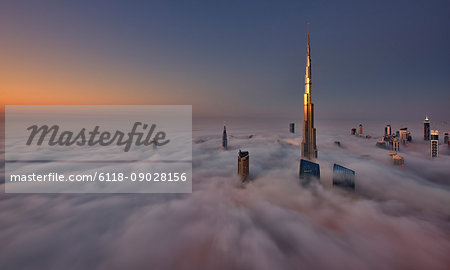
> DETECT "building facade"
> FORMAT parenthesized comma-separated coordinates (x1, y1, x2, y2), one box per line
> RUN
(299, 159, 320, 185)
(358, 124, 363, 135)
(385, 125, 391, 137)
(332, 164, 355, 190)
(431, 130, 439, 158)
(238, 150, 249, 182)
(424, 116, 430, 141)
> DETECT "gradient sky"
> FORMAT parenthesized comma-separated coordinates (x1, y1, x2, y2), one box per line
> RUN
(1, 0, 449, 120)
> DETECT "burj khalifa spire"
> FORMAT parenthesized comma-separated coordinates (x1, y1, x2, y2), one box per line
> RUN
(301, 31, 318, 160)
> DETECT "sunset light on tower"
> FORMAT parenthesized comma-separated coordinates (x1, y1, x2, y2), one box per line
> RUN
(301, 30, 318, 160)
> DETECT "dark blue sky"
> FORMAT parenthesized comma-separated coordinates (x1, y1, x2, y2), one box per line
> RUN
(1, 0, 449, 120)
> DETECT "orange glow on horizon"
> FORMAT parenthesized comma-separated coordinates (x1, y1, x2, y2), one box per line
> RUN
(0, 34, 185, 108)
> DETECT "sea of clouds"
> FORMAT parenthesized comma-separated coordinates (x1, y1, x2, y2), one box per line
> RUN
(0, 117, 449, 270)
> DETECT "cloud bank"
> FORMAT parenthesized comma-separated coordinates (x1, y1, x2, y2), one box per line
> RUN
(1, 119, 449, 270)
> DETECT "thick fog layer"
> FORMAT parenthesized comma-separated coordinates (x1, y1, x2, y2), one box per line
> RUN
(1, 118, 449, 269)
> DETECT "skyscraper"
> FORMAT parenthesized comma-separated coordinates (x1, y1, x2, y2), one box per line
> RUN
(399, 128, 408, 144)
(299, 159, 320, 185)
(289, 123, 295, 133)
(431, 130, 439, 158)
(407, 131, 412, 142)
(385, 125, 391, 137)
(333, 164, 355, 190)
(238, 150, 249, 182)
(393, 138, 400, 151)
(301, 31, 318, 161)
(222, 124, 227, 150)
(424, 116, 430, 141)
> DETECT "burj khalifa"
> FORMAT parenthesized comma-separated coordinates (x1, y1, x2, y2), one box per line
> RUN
(300, 32, 318, 160)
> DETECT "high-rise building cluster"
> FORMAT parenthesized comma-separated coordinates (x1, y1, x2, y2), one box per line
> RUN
(350, 124, 364, 136)
(350, 123, 372, 138)
(220, 30, 448, 191)
(220, 123, 250, 182)
(374, 116, 445, 162)
(224, 31, 358, 190)
(377, 124, 412, 152)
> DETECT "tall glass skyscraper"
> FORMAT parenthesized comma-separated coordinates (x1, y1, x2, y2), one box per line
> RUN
(299, 159, 320, 185)
(424, 116, 430, 141)
(431, 130, 439, 158)
(333, 164, 355, 190)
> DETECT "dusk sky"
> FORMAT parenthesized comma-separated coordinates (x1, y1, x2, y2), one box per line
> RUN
(1, 0, 449, 120)
(1, 2, 450, 269)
